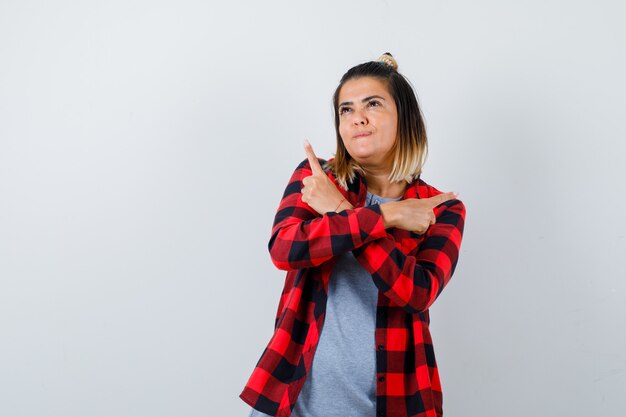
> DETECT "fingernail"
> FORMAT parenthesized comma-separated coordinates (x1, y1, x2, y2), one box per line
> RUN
(304, 138, 310, 146)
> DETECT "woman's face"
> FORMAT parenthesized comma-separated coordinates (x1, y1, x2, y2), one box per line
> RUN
(337, 76, 398, 170)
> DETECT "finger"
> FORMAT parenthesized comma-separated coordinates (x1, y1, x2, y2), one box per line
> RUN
(304, 139, 325, 176)
(427, 192, 457, 208)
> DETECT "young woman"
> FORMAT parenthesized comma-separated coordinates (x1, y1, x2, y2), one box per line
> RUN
(241, 53, 466, 417)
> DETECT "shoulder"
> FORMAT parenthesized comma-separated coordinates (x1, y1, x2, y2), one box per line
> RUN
(296, 156, 332, 171)
(415, 177, 442, 198)
(286, 157, 335, 186)
(416, 177, 466, 216)
(294, 157, 335, 178)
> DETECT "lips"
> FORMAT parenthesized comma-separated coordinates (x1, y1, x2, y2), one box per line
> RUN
(353, 131, 372, 139)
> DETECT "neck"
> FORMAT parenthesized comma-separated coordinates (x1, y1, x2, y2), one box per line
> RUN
(363, 170, 407, 199)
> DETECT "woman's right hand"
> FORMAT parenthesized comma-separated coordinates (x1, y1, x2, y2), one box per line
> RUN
(380, 192, 458, 234)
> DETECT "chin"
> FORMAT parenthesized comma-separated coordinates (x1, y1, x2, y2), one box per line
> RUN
(348, 148, 376, 159)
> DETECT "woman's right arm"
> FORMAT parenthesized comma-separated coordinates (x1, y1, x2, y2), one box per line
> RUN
(268, 158, 388, 271)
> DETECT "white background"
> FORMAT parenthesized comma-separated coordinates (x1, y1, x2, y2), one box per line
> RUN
(1, 1, 625, 416)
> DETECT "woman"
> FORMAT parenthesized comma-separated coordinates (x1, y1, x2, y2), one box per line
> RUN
(241, 53, 466, 417)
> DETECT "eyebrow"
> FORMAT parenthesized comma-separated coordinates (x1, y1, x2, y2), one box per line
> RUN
(339, 95, 386, 107)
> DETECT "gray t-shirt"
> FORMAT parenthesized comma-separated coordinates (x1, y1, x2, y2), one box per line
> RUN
(249, 191, 401, 417)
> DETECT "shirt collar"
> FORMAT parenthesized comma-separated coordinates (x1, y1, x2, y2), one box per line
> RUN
(326, 158, 423, 207)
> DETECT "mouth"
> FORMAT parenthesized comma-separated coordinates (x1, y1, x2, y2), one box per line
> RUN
(353, 131, 372, 139)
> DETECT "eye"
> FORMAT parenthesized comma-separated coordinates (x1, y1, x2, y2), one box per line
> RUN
(368, 100, 382, 108)
(339, 106, 352, 115)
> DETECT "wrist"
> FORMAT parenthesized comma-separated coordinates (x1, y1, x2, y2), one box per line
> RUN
(333, 197, 346, 213)
(336, 199, 353, 213)
(379, 201, 398, 229)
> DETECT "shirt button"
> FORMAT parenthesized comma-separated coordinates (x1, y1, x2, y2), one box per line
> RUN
(377, 344, 384, 351)
(378, 376, 385, 382)
(377, 411, 384, 417)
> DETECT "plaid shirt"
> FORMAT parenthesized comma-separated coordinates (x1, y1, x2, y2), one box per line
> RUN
(240, 157, 466, 417)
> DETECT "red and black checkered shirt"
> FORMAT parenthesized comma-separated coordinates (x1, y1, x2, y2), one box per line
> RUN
(240, 157, 466, 417)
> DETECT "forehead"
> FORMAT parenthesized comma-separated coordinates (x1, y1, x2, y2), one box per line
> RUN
(338, 77, 392, 102)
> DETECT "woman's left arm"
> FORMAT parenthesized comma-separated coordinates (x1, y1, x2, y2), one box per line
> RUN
(352, 198, 466, 314)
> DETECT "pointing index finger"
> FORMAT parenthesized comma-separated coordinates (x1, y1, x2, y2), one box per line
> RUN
(428, 192, 458, 208)
(304, 139, 325, 175)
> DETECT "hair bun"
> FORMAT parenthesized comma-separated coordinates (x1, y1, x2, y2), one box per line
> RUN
(378, 52, 398, 71)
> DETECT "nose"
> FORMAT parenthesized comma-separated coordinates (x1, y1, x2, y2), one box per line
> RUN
(353, 110, 368, 126)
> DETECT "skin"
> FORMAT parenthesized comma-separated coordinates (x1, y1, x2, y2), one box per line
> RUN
(337, 77, 403, 198)
(301, 76, 457, 234)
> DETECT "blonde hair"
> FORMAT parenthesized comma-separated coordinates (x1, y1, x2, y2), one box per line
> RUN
(325, 53, 428, 191)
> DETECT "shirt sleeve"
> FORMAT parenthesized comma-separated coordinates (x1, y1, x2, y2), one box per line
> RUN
(268, 158, 388, 271)
(352, 198, 466, 314)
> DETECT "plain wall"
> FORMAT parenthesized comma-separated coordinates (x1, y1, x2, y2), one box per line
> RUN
(1, 1, 625, 416)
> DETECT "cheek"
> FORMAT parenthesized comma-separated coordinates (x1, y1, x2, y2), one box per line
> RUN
(384, 117, 398, 138)
(338, 123, 349, 142)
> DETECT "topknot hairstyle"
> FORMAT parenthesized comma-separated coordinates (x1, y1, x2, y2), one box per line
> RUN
(378, 52, 399, 71)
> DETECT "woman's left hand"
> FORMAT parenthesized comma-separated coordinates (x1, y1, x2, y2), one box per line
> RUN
(301, 140, 350, 215)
